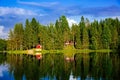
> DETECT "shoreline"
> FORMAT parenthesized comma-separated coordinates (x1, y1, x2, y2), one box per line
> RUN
(6, 49, 112, 54)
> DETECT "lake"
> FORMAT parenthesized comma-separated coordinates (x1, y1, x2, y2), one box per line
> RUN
(0, 52, 120, 80)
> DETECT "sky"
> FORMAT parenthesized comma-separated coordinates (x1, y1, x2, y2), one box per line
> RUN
(0, 0, 120, 39)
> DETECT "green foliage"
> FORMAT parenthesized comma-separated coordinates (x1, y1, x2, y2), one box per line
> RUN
(7, 16, 120, 52)
(0, 39, 7, 51)
(74, 25, 82, 49)
(82, 26, 89, 49)
(59, 15, 70, 42)
(7, 29, 14, 50)
(24, 19, 32, 49)
(31, 18, 39, 48)
(102, 23, 111, 49)
(7, 23, 24, 50)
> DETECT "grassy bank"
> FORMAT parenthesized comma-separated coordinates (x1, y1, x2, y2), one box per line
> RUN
(6, 49, 112, 58)
(5, 46, 113, 56)
(6, 46, 112, 57)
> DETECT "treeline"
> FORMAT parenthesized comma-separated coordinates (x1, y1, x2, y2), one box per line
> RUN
(0, 39, 7, 51)
(7, 16, 120, 50)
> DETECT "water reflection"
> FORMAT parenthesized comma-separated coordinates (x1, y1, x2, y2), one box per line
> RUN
(0, 52, 120, 80)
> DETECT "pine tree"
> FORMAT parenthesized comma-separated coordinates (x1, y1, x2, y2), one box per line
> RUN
(54, 19, 64, 49)
(110, 27, 118, 49)
(97, 20, 104, 49)
(74, 24, 81, 49)
(71, 24, 77, 47)
(90, 20, 99, 50)
(14, 23, 24, 50)
(45, 24, 55, 50)
(82, 27, 89, 49)
(24, 19, 32, 49)
(0, 39, 7, 51)
(82, 18, 90, 49)
(79, 16, 84, 44)
(79, 16, 86, 49)
(31, 18, 39, 48)
(59, 16, 70, 43)
(39, 25, 47, 49)
(7, 29, 15, 50)
(102, 23, 111, 49)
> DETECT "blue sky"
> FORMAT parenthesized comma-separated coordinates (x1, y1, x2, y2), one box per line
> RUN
(0, 0, 120, 38)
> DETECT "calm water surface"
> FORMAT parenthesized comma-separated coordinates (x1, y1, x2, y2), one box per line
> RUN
(0, 52, 120, 80)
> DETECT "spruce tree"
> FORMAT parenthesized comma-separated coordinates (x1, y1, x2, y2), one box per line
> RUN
(31, 18, 39, 48)
(59, 16, 70, 43)
(102, 23, 111, 49)
(14, 23, 24, 50)
(24, 19, 32, 49)
(7, 29, 14, 50)
(90, 21, 98, 50)
(74, 24, 81, 49)
(82, 27, 89, 49)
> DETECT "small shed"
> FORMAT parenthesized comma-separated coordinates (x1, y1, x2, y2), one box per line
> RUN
(35, 44, 42, 52)
(36, 44, 42, 49)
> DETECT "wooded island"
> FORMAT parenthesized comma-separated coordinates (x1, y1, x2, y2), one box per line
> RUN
(0, 16, 120, 53)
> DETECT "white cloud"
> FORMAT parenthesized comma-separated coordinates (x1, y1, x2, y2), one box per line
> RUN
(0, 26, 4, 34)
(105, 16, 120, 19)
(0, 25, 8, 39)
(39, 13, 48, 17)
(67, 18, 78, 27)
(67, 15, 120, 27)
(0, 64, 8, 77)
(89, 15, 120, 22)
(18, 0, 59, 7)
(0, 7, 37, 16)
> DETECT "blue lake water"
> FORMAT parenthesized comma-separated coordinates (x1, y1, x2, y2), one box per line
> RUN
(0, 52, 120, 80)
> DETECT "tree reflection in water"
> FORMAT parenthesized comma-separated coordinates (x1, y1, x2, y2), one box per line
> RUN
(0, 52, 119, 80)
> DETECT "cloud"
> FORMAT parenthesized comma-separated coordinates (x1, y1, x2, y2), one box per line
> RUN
(67, 18, 78, 27)
(0, 64, 8, 77)
(0, 7, 37, 16)
(18, 0, 59, 8)
(1, 5, 120, 39)
(0, 7, 47, 32)
(82, 6, 120, 17)
(54, 5, 120, 18)
(0, 25, 8, 39)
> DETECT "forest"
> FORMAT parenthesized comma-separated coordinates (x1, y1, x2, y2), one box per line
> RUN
(0, 39, 7, 51)
(3, 15, 120, 51)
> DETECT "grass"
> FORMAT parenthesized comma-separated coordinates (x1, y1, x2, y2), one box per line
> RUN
(6, 45, 112, 57)
(6, 49, 112, 54)
(7, 50, 27, 54)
